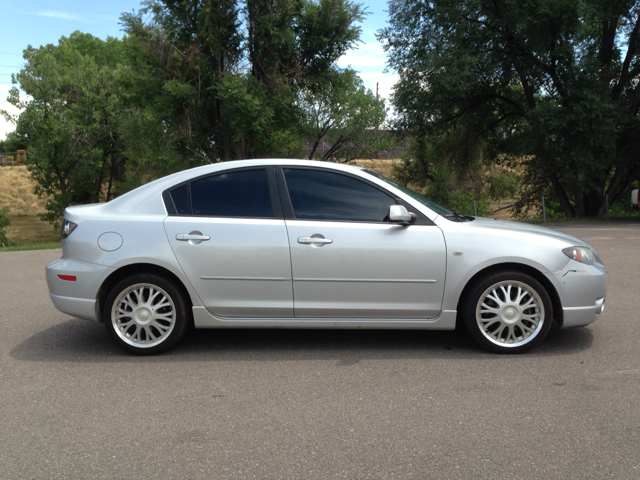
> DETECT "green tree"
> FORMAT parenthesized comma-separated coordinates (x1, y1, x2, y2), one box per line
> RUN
(301, 67, 387, 161)
(0, 131, 27, 153)
(126, 0, 367, 160)
(379, 0, 640, 218)
(122, 0, 244, 162)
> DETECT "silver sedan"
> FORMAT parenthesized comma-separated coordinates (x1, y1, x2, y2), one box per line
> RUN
(45, 159, 607, 354)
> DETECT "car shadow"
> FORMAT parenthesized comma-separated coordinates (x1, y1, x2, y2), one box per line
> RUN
(11, 318, 593, 363)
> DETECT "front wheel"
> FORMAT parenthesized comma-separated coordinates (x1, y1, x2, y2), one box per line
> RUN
(104, 274, 189, 355)
(461, 271, 553, 354)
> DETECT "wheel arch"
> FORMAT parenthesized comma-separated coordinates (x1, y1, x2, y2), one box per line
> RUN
(455, 262, 563, 328)
(96, 263, 193, 323)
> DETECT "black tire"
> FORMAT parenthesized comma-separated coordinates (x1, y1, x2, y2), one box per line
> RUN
(460, 270, 553, 354)
(104, 274, 189, 355)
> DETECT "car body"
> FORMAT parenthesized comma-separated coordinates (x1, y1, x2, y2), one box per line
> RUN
(46, 159, 607, 354)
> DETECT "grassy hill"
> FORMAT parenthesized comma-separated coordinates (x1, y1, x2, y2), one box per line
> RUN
(0, 166, 58, 245)
(0, 165, 46, 216)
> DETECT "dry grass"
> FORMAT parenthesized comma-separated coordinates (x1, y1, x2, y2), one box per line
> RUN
(0, 165, 57, 245)
(350, 159, 401, 178)
(489, 200, 519, 220)
(5, 215, 60, 245)
(0, 165, 47, 216)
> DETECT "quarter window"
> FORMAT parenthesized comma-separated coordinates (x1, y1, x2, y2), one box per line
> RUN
(170, 184, 190, 215)
(283, 168, 395, 222)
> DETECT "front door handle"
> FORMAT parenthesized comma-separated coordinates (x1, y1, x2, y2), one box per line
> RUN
(176, 232, 210, 244)
(297, 236, 333, 245)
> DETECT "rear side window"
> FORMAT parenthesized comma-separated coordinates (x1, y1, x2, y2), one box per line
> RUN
(283, 168, 395, 222)
(170, 168, 273, 218)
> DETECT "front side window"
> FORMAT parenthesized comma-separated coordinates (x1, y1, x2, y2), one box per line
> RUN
(283, 168, 395, 222)
(172, 168, 273, 218)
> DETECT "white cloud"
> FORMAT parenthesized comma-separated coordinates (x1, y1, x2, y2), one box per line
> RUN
(337, 42, 388, 71)
(0, 104, 19, 140)
(336, 32, 398, 103)
(357, 71, 399, 101)
(337, 41, 398, 102)
(36, 11, 85, 21)
(31, 11, 118, 23)
(0, 82, 20, 140)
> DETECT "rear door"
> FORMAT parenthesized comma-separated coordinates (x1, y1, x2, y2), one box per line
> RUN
(163, 167, 293, 318)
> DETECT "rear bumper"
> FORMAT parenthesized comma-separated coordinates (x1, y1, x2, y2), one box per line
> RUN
(46, 257, 113, 322)
(49, 294, 99, 322)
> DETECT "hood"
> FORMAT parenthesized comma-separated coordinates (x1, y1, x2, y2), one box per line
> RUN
(465, 217, 592, 248)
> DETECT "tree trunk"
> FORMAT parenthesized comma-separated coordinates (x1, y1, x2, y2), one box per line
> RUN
(549, 172, 576, 218)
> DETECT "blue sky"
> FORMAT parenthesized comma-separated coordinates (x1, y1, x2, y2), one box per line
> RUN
(0, 0, 396, 140)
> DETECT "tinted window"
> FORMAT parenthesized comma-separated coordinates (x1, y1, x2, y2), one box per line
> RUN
(170, 184, 190, 215)
(283, 169, 395, 222)
(190, 169, 273, 218)
(361, 168, 452, 216)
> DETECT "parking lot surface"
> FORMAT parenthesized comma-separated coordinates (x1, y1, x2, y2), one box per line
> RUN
(1, 223, 639, 479)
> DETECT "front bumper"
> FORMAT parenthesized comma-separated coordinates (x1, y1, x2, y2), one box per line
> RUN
(546, 261, 608, 328)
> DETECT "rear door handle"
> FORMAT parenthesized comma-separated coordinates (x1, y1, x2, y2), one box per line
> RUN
(176, 234, 211, 241)
(176, 232, 210, 244)
(297, 236, 333, 245)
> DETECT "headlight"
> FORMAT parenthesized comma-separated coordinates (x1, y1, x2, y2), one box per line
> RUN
(562, 246, 596, 266)
(61, 220, 78, 239)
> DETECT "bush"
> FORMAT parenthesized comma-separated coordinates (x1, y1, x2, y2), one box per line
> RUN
(0, 208, 14, 247)
(393, 133, 519, 217)
(419, 165, 500, 217)
(445, 191, 491, 216)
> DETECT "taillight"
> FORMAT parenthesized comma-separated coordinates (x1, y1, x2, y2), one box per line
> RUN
(61, 219, 78, 239)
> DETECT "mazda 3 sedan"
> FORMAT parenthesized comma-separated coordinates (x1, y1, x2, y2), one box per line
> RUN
(46, 159, 607, 355)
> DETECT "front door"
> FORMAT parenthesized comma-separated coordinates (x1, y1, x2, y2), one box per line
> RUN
(280, 168, 446, 319)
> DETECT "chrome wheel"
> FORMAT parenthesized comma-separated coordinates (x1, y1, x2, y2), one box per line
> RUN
(475, 280, 545, 348)
(111, 283, 177, 348)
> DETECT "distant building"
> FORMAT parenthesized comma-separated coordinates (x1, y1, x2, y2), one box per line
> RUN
(0, 150, 27, 166)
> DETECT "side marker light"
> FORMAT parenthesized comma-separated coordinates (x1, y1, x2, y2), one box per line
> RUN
(58, 275, 77, 281)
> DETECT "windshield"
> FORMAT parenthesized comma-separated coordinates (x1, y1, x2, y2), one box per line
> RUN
(360, 168, 453, 215)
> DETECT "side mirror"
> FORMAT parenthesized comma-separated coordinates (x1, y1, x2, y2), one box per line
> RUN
(388, 205, 414, 225)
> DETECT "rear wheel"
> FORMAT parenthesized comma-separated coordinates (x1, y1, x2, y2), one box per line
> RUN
(461, 271, 553, 353)
(104, 274, 189, 355)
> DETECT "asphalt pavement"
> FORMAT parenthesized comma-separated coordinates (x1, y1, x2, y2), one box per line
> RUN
(1, 223, 639, 479)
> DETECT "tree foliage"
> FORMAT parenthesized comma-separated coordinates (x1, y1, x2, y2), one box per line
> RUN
(122, 0, 369, 161)
(0, 131, 27, 153)
(301, 67, 387, 161)
(379, 0, 640, 217)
